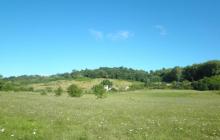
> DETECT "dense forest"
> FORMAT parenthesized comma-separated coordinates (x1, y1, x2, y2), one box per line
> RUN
(0, 60, 220, 91)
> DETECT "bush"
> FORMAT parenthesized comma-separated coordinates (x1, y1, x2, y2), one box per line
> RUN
(45, 87, 53, 92)
(54, 87, 63, 96)
(40, 90, 47, 95)
(192, 75, 220, 90)
(0, 81, 4, 91)
(67, 84, 83, 97)
(1, 83, 14, 91)
(171, 81, 192, 89)
(101, 80, 113, 87)
(92, 84, 106, 98)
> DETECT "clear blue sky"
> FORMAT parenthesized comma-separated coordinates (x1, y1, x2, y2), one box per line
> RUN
(0, 0, 220, 77)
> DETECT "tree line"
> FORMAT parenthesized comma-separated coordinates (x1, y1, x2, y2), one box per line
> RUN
(0, 60, 220, 91)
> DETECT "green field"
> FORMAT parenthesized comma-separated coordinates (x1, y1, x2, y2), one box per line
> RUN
(0, 90, 220, 140)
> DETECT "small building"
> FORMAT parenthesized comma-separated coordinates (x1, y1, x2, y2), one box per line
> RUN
(104, 85, 112, 91)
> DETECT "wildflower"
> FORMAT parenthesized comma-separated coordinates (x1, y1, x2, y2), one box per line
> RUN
(33, 131, 36, 135)
(11, 134, 14, 137)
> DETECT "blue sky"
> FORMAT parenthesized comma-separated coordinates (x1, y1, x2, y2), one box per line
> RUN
(0, 0, 220, 77)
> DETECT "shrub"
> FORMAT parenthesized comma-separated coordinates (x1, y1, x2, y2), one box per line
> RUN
(1, 83, 14, 91)
(192, 75, 220, 90)
(54, 87, 63, 96)
(67, 84, 83, 97)
(40, 90, 47, 95)
(92, 84, 106, 98)
(27, 87, 34, 92)
(45, 87, 53, 92)
(101, 80, 113, 87)
(0, 81, 4, 91)
(171, 81, 192, 89)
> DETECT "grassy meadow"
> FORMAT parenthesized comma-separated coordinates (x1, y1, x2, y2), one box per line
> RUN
(0, 90, 220, 140)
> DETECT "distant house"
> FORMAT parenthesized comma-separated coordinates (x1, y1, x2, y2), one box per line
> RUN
(125, 86, 129, 90)
(104, 85, 112, 91)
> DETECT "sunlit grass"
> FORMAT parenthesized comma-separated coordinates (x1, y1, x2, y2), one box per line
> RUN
(0, 90, 220, 140)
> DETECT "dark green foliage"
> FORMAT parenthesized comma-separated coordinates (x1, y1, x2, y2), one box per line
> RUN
(92, 84, 106, 98)
(183, 60, 220, 81)
(101, 80, 113, 87)
(3, 74, 73, 85)
(192, 75, 220, 90)
(72, 67, 150, 82)
(46, 87, 53, 92)
(40, 90, 47, 95)
(1, 83, 14, 91)
(171, 81, 192, 89)
(1, 60, 219, 91)
(0, 80, 4, 91)
(0, 81, 34, 92)
(67, 84, 83, 97)
(54, 87, 63, 96)
(162, 67, 182, 82)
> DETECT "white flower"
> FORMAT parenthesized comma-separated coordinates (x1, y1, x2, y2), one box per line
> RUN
(33, 131, 36, 135)
(11, 134, 14, 137)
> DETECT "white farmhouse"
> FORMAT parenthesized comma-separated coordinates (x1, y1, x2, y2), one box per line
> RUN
(104, 85, 112, 91)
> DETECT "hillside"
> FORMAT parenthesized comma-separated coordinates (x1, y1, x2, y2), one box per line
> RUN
(1, 60, 220, 91)
(29, 78, 142, 92)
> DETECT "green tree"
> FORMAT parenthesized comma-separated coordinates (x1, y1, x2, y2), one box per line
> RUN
(192, 75, 220, 90)
(67, 84, 82, 97)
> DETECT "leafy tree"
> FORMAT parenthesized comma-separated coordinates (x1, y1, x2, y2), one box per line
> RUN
(67, 84, 82, 97)
(183, 60, 220, 81)
(162, 67, 182, 82)
(192, 75, 220, 90)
